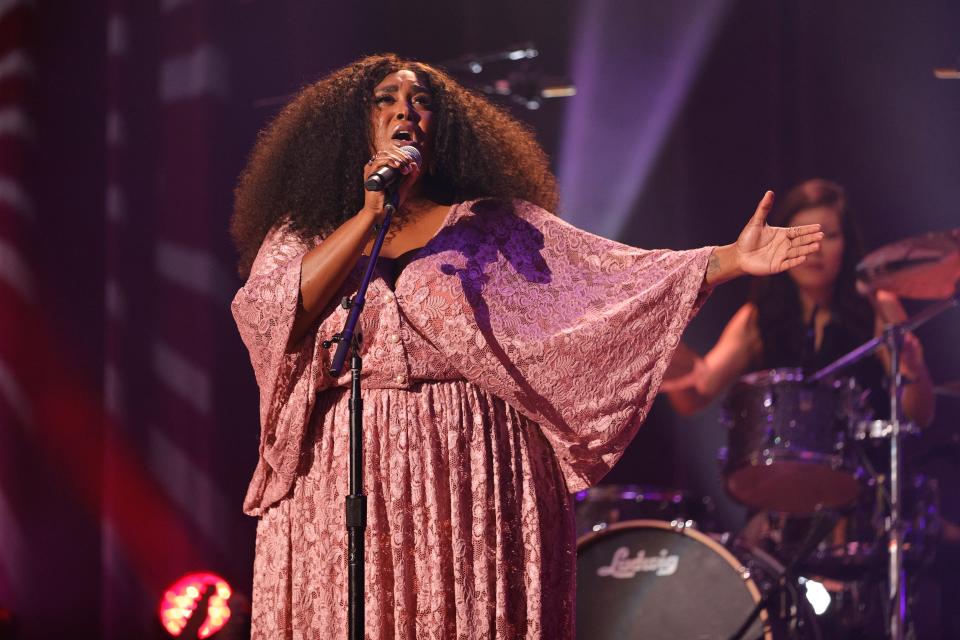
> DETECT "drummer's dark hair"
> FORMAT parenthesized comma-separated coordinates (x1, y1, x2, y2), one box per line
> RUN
(751, 179, 874, 365)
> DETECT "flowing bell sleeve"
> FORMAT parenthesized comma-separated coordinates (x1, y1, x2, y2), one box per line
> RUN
(405, 199, 714, 492)
(231, 223, 329, 515)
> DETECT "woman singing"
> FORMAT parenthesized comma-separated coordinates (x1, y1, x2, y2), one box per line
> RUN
(230, 54, 823, 639)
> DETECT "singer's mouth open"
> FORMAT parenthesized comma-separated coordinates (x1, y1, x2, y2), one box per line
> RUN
(390, 137, 421, 154)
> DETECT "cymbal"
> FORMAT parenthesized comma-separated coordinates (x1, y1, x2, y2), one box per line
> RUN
(857, 228, 960, 299)
(935, 380, 960, 398)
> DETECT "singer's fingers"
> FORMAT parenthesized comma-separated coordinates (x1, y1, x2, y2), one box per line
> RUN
(787, 241, 821, 259)
(787, 224, 822, 240)
(378, 146, 421, 176)
(374, 147, 415, 162)
(363, 152, 406, 179)
(779, 255, 809, 272)
(398, 146, 419, 162)
(401, 157, 422, 176)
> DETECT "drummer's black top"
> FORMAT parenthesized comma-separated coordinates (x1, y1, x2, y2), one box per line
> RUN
(759, 318, 889, 418)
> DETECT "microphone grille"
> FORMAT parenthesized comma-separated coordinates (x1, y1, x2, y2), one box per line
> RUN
(399, 145, 422, 167)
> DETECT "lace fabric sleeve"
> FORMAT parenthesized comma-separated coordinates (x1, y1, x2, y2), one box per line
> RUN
(231, 223, 328, 515)
(405, 200, 713, 492)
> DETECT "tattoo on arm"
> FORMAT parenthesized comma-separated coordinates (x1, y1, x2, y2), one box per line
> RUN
(706, 252, 720, 281)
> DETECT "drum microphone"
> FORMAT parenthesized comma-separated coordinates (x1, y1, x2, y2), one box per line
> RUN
(364, 145, 422, 191)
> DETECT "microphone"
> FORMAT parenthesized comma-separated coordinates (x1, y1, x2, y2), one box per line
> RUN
(364, 145, 421, 192)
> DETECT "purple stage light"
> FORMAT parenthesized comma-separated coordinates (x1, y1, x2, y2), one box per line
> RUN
(558, 0, 731, 239)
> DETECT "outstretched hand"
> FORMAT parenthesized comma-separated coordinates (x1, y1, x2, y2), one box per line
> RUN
(704, 191, 824, 288)
(735, 191, 824, 276)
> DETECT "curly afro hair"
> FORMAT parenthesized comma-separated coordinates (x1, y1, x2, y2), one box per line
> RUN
(231, 53, 560, 279)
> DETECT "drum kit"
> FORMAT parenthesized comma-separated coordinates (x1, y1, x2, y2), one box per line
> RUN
(575, 228, 960, 639)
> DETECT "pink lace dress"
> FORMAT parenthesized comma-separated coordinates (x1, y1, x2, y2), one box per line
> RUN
(232, 199, 712, 639)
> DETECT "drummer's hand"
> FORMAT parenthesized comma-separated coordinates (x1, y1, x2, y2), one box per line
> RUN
(658, 357, 708, 393)
(659, 341, 703, 392)
(735, 191, 824, 276)
(857, 282, 905, 322)
(855, 278, 875, 303)
(900, 332, 927, 377)
(859, 283, 928, 377)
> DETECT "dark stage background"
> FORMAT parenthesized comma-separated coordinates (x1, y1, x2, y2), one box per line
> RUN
(0, 1, 958, 637)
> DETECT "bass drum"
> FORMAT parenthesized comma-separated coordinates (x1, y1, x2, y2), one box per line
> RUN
(576, 520, 820, 640)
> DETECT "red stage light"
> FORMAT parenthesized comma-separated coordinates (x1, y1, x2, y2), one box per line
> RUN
(158, 572, 232, 638)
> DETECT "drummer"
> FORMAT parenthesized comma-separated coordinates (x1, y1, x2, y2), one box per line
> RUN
(662, 178, 935, 427)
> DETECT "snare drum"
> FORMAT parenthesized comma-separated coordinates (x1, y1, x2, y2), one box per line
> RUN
(576, 520, 819, 639)
(722, 368, 863, 514)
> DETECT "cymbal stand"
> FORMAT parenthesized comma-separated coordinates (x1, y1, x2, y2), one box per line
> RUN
(810, 289, 958, 640)
(887, 323, 907, 640)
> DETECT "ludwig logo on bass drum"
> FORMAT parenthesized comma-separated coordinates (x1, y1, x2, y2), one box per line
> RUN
(596, 546, 680, 578)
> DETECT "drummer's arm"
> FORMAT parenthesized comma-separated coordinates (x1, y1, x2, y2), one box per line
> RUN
(902, 353, 935, 428)
(662, 303, 760, 416)
(870, 290, 936, 428)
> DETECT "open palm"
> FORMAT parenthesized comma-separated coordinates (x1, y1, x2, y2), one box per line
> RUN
(737, 191, 824, 276)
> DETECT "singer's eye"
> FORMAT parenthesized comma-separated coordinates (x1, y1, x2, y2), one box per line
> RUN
(414, 94, 433, 107)
(374, 95, 395, 105)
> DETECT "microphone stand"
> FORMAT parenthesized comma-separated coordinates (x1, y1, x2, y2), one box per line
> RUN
(323, 188, 399, 640)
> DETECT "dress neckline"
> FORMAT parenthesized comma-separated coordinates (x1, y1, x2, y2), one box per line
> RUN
(361, 202, 461, 289)
(378, 246, 423, 264)
(363, 201, 458, 254)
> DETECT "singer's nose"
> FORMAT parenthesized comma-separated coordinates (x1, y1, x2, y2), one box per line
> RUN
(394, 101, 418, 122)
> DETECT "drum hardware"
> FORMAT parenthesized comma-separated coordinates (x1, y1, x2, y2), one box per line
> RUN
(811, 225, 960, 640)
(853, 419, 920, 440)
(808, 299, 959, 638)
(669, 518, 696, 532)
(794, 473, 940, 583)
(713, 530, 734, 547)
(727, 511, 837, 640)
(573, 484, 712, 537)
